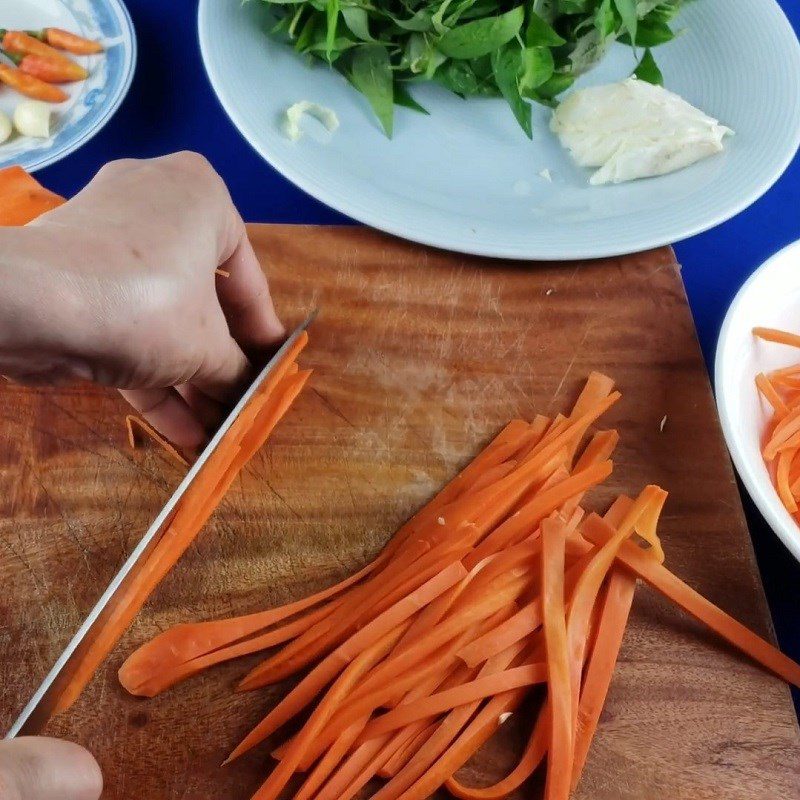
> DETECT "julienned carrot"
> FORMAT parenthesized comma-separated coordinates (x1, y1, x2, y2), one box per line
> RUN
(0, 166, 65, 225)
(119, 558, 377, 695)
(122, 597, 345, 697)
(113, 371, 800, 800)
(54, 345, 312, 713)
(753, 327, 800, 348)
(756, 373, 789, 417)
(226, 561, 467, 763)
(570, 567, 636, 787)
(540, 517, 572, 800)
(443, 710, 547, 799)
(581, 514, 800, 687)
(125, 415, 190, 468)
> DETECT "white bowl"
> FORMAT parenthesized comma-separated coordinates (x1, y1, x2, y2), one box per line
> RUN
(715, 239, 800, 563)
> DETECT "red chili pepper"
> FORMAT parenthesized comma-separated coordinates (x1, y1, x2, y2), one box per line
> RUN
(1, 48, 87, 82)
(1, 30, 73, 65)
(0, 63, 68, 102)
(41, 27, 104, 56)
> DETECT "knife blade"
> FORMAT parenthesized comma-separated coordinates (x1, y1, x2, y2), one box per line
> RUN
(6, 310, 317, 738)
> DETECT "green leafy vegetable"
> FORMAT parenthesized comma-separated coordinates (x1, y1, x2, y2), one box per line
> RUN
(492, 43, 533, 138)
(259, 0, 685, 136)
(437, 7, 524, 59)
(613, 0, 638, 44)
(633, 47, 663, 84)
(350, 44, 395, 135)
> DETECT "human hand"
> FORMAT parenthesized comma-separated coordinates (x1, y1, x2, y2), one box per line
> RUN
(0, 152, 284, 448)
(0, 737, 102, 800)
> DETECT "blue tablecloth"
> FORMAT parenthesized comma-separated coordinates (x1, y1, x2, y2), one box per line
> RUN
(39, 0, 800, 708)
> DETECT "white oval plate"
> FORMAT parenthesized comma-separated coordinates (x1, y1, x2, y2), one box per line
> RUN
(716, 239, 800, 564)
(199, 0, 800, 260)
(0, 0, 136, 173)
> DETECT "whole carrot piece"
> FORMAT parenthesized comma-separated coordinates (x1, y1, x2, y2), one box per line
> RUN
(34, 28, 104, 55)
(1, 48, 87, 82)
(0, 63, 67, 102)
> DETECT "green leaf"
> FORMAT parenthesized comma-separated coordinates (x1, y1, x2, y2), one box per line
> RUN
(350, 43, 395, 136)
(294, 12, 320, 50)
(632, 46, 663, 84)
(619, 17, 673, 46)
(388, 10, 434, 31)
(341, 7, 375, 41)
(395, 83, 430, 113)
(325, 0, 339, 59)
(491, 43, 533, 138)
(557, 0, 592, 13)
(525, 10, 566, 46)
(437, 5, 524, 59)
(594, 0, 615, 38)
(519, 45, 554, 93)
(536, 71, 574, 97)
(613, 0, 638, 44)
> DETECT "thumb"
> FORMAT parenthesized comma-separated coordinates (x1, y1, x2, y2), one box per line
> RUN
(0, 738, 102, 800)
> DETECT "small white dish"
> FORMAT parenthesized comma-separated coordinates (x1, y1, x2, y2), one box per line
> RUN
(0, 0, 136, 173)
(715, 239, 800, 564)
(199, 0, 800, 260)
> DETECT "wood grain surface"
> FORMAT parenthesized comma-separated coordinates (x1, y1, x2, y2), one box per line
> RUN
(0, 225, 798, 800)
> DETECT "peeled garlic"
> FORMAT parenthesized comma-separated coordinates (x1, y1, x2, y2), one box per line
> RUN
(13, 100, 52, 138)
(0, 111, 11, 144)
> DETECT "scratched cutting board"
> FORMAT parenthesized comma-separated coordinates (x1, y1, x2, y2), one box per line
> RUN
(0, 225, 798, 800)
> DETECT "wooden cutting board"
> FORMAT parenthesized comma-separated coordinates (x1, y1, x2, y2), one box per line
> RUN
(0, 225, 798, 800)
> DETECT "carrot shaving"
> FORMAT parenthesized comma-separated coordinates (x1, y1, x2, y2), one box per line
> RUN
(125, 415, 190, 468)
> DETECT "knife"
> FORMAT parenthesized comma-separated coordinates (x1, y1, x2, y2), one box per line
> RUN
(6, 310, 317, 738)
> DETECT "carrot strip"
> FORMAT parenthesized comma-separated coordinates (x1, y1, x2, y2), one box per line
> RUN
(443, 710, 547, 799)
(776, 448, 798, 513)
(385, 688, 527, 800)
(123, 597, 345, 697)
(54, 358, 310, 712)
(125, 415, 190, 468)
(581, 515, 800, 687)
(756, 373, 789, 418)
(570, 371, 615, 421)
(0, 165, 65, 225)
(541, 517, 573, 800)
(226, 561, 467, 763)
(565, 488, 666, 737)
(357, 664, 545, 741)
(753, 327, 800, 348)
(570, 567, 636, 789)
(464, 459, 613, 569)
(249, 623, 411, 800)
(119, 558, 376, 694)
(380, 723, 438, 777)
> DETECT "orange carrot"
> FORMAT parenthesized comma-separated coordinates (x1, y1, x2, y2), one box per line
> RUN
(541, 517, 572, 800)
(125, 415, 190, 468)
(570, 568, 636, 787)
(55, 352, 311, 713)
(776, 448, 798, 513)
(226, 561, 467, 763)
(0, 166, 65, 225)
(753, 327, 800, 348)
(581, 514, 800, 687)
(756, 373, 789, 417)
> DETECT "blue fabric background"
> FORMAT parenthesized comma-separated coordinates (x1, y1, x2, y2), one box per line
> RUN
(39, 0, 800, 709)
